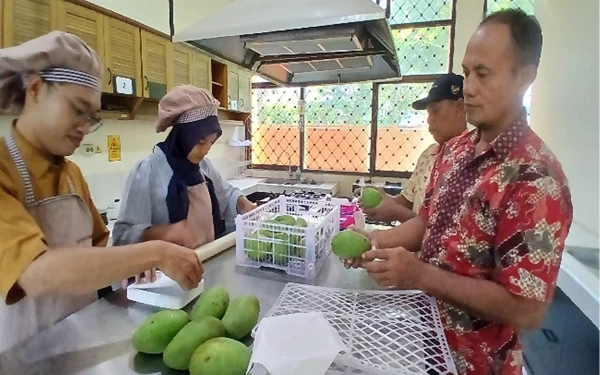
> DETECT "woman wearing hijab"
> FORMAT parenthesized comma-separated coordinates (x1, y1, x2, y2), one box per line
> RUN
(0, 31, 202, 352)
(113, 85, 256, 258)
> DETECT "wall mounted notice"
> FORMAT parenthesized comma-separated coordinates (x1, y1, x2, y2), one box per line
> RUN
(108, 135, 121, 162)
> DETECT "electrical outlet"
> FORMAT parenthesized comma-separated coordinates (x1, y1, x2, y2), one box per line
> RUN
(82, 144, 95, 155)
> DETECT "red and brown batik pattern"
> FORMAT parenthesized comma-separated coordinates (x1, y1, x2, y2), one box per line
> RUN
(418, 114, 573, 375)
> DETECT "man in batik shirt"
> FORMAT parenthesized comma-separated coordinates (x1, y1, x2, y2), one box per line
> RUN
(345, 9, 573, 375)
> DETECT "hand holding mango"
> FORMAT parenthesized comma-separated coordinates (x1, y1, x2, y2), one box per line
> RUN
(361, 246, 423, 290)
(360, 187, 398, 223)
(331, 227, 377, 269)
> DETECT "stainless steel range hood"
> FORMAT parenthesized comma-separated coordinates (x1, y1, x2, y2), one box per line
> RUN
(173, 0, 400, 87)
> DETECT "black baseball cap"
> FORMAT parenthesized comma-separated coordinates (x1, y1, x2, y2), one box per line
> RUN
(411, 73, 464, 110)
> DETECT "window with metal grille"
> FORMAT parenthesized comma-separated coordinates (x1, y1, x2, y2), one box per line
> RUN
(251, 0, 456, 176)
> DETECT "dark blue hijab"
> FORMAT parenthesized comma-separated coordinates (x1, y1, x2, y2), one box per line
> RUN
(156, 115, 225, 237)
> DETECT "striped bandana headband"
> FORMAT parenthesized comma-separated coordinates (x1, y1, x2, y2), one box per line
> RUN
(37, 67, 101, 91)
(175, 107, 219, 124)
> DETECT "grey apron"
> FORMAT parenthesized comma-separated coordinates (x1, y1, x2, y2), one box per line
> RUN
(0, 134, 96, 353)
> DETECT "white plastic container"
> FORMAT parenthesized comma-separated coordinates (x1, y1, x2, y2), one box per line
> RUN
(126, 271, 205, 309)
(234, 196, 340, 279)
(106, 198, 121, 221)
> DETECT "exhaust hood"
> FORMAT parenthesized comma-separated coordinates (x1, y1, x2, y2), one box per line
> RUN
(173, 0, 401, 87)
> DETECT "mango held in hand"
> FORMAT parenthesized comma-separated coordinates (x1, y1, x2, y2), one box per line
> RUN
(331, 229, 371, 259)
(190, 286, 230, 320)
(221, 295, 260, 339)
(361, 186, 382, 209)
(189, 337, 252, 375)
(163, 316, 227, 370)
(132, 309, 189, 354)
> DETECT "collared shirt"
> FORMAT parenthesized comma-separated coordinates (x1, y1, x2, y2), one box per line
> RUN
(401, 143, 439, 213)
(0, 125, 109, 303)
(418, 114, 573, 375)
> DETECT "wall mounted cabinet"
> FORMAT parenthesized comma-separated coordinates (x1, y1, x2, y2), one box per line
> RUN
(56, 1, 105, 73)
(238, 70, 252, 112)
(1, 0, 251, 119)
(140, 29, 172, 100)
(171, 43, 193, 88)
(192, 50, 211, 91)
(102, 16, 142, 96)
(2, 0, 59, 47)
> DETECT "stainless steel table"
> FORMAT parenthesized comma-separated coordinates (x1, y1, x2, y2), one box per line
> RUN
(0, 248, 381, 375)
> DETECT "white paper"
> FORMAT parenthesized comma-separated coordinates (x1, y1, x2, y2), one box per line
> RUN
(248, 312, 348, 375)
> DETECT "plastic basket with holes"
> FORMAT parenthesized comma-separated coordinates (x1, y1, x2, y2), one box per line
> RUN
(252, 283, 458, 375)
(234, 195, 340, 279)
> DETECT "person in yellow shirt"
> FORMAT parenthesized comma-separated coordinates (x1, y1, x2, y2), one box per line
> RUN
(0, 31, 203, 352)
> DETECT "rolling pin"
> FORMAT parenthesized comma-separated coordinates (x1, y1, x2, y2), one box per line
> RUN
(194, 232, 236, 261)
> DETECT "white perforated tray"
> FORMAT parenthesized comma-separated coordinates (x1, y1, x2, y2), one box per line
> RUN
(253, 283, 457, 375)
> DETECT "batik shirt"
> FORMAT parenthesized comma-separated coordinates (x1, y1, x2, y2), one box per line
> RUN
(418, 113, 573, 375)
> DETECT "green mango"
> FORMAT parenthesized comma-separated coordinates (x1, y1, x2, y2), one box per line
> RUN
(163, 316, 227, 370)
(272, 232, 291, 266)
(245, 231, 272, 261)
(132, 309, 189, 354)
(331, 229, 372, 259)
(259, 219, 280, 237)
(274, 214, 296, 226)
(221, 295, 260, 340)
(190, 286, 230, 320)
(361, 186, 382, 209)
(189, 337, 251, 375)
(295, 217, 308, 227)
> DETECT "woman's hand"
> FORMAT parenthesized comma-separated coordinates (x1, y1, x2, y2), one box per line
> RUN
(120, 268, 157, 289)
(237, 196, 257, 214)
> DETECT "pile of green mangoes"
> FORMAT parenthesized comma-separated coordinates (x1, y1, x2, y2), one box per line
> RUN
(244, 214, 308, 266)
(131, 286, 260, 375)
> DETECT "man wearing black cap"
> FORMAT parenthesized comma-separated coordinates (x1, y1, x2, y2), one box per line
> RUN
(361, 73, 467, 223)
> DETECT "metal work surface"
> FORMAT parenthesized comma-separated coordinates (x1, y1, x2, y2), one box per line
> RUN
(0, 248, 382, 375)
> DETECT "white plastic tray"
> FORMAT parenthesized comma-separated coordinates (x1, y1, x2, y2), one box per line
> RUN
(253, 283, 457, 375)
(126, 271, 204, 309)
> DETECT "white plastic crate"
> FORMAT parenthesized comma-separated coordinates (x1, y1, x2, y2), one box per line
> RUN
(235, 196, 340, 278)
(254, 283, 458, 375)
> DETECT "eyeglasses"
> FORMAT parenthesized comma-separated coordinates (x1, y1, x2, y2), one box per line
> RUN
(64, 96, 104, 133)
(50, 84, 104, 133)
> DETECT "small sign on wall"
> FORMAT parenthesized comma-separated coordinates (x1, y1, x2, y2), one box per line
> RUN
(108, 135, 121, 162)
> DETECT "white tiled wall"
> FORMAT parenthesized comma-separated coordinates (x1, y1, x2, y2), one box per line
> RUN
(0, 116, 245, 210)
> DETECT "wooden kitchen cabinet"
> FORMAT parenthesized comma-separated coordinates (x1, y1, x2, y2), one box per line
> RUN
(238, 69, 252, 112)
(226, 65, 252, 112)
(227, 66, 240, 110)
(56, 1, 105, 68)
(141, 29, 172, 100)
(0, 0, 4, 48)
(2, 0, 59, 47)
(103, 16, 142, 95)
(192, 51, 211, 91)
(171, 43, 193, 88)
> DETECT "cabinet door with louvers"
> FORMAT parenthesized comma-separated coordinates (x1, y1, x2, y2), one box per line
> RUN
(56, 1, 104, 70)
(192, 51, 210, 91)
(2, 0, 59, 47)
(103, 16, 142, 95)
(172, 43, 193, 88)
(141, 30, 172, 100)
